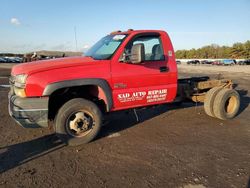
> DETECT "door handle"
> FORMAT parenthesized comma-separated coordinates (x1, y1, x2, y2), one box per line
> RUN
(159, 66, 168, 72)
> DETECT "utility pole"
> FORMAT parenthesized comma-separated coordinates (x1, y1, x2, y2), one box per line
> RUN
(74, 26, 78, 51)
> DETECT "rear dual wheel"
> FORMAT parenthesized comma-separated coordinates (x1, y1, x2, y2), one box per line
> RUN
(213, 89, 240, 120)
(204, 88, 240, 120)
(204, 87, 223, 117)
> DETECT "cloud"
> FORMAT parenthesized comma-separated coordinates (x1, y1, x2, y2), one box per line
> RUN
(80, 44, 91, 52)
(83, 44, 90, 49)
(49, 41, 74, 51)
(10, 18, 21, 26)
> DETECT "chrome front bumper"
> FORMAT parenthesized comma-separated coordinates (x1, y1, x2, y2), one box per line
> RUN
(8, 93, 49, 128)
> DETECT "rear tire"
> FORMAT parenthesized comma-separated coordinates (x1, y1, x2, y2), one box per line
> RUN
(213, 89, 240, 120)
(55, 98, 102, 146)
(204, 87, 223, 117)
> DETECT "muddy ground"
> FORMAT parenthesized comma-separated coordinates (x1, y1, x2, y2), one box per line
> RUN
(0, 64, 250, 188)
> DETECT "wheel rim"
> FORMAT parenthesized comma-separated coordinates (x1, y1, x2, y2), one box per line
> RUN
(225, 95, 237, 114)
(66, 110, 95, 137)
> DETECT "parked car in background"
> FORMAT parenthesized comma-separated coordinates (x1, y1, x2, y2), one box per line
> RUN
(212, 60, 222, 65)
(0, 57, 23, 63)
(201, 60, 213, 64)
(12, 57, 23, 63)
(0, 57, 7, 63)
(176, 60, 181, 64)
(238, 59, 250, 65)
(187, 60, 200, 65)
(237, 60, 244, 65)
(244, 59, 250, 65)
(221, 59, 236, 66)
(212, 59, 235, 66)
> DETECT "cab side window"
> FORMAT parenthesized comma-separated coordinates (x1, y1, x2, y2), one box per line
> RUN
(132, 36, 164, 61)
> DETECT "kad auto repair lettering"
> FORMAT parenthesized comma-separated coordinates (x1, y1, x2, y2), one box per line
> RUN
(118, 89, 167, 103)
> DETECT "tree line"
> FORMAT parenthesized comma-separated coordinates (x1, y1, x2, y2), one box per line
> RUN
(175, 40, 250, 59)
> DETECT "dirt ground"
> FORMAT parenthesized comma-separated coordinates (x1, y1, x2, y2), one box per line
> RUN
(0, 64, 250, 188)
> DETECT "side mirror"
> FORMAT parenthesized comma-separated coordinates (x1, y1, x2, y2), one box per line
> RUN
(130, 43, 145, 64)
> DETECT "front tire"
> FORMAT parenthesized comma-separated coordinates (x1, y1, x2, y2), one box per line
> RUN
(55, 98, 102, 146)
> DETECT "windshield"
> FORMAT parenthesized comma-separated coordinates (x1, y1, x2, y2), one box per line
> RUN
(84, 34, 127, 60)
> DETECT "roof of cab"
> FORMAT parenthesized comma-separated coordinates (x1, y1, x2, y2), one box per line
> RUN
(110, 29, 166, 35)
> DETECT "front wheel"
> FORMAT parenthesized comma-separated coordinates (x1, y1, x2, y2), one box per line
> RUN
(55, 98, 102, 146)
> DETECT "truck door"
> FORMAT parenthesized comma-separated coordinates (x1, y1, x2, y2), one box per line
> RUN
(111, 33, 176, 110)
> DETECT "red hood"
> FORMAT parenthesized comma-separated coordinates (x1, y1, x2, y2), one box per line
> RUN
(11, 56, 96, 75)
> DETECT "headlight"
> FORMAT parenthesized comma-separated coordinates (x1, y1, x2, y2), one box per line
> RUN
(13, 74, 27, 97)
(14, 74, 27, 88)
(14, 87, 26, 97)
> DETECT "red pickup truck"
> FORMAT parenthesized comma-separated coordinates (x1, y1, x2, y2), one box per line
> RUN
(9, 29, 240, 146)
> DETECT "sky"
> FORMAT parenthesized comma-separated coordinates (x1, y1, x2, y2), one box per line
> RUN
(0, 0, 250, 53)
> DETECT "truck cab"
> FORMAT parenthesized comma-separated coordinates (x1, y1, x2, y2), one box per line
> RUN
(9, 29, 178, 145)
(106, 30, 177, 110)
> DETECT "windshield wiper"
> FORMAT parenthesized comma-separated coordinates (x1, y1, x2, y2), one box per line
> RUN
(84, 55, 92, 58)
